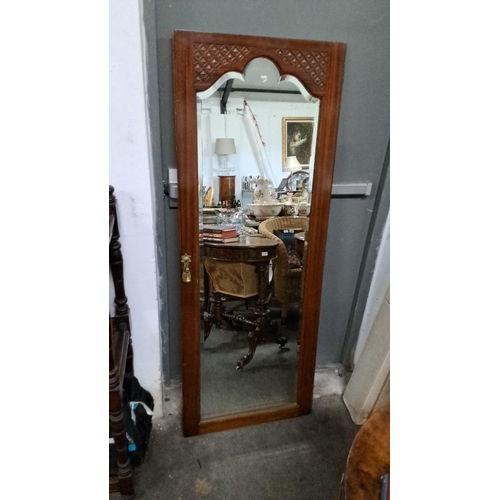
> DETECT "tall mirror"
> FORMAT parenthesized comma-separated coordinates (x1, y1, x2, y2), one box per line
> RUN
(197, 58, 320, 421)
(173, 31, 345, 436)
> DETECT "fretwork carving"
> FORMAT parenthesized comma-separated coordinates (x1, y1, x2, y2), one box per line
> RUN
(274, 48, 329, 91)
(193, 43, 256, 85)
(193, 42, 329, 95)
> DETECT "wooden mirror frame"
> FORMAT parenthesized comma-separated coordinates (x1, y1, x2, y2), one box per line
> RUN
(172, 30, 346, 436)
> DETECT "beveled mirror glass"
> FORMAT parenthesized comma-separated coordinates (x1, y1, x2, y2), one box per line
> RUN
(173, 31, 345, 436)
(198, 58, 320, 420)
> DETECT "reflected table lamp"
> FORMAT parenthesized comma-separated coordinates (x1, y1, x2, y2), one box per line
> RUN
(215, 138, 236, 208)
(283, 155, 302, 191)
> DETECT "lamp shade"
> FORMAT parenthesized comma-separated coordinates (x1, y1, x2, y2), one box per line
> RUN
(283, 156, 301, 172)
(214, 138, 236, 155)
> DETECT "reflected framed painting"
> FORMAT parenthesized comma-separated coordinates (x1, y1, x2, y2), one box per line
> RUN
(282, 117, 314, 169)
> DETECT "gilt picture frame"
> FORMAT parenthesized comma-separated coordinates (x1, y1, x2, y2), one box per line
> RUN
(282, 117, 314, 169)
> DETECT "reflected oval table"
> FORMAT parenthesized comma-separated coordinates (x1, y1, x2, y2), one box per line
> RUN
(202, 235, 285, 369)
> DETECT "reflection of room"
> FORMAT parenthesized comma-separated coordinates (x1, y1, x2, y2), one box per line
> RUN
(196, 59, 320, 210)
(196, 59, 321, 423)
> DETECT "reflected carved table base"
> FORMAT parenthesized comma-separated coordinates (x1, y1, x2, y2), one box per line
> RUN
(203, 261, 287, 370)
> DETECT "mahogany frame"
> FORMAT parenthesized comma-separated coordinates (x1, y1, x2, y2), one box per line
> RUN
(172, 30, 346, 436)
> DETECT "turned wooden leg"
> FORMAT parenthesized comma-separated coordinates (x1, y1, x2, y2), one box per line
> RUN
(203, 313, 214, 341)
(203, 292, 226, 340)
(235, 262, 268, 369)
(235, 261, 288, 368)
(254, 262, 287, 347)
(110, 320, 134, 499)
(109, 400, 135, 499)
(213, 292, 224, 328)
(281, 302, 287, 325)
(110, 187, 134, 377)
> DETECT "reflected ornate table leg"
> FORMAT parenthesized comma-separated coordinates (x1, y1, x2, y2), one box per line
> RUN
(203, 236, 284, 369)
(236, 261, 287, 370)
(203, 292, 225, 340)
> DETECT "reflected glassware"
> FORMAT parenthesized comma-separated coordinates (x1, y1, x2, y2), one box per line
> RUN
(214, 208, 235, 226)
(214, 208, 246, 232)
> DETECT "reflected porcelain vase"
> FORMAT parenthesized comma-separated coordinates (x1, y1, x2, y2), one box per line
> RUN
(297, 202, 311, 216)
(253, 179, 277, 204)
(282, 203, 298, 216)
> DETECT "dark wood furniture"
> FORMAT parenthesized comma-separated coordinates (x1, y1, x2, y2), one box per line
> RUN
(294, 231, 306, 259)
(109, 186, 135, 499)
(172, 30, 346, 436)
(203, 235, 283, 369)
(339, 404, 390, 500)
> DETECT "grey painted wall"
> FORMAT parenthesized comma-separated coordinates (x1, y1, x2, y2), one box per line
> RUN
(150, 0, 390, 380)
(141, 0, 172, 384)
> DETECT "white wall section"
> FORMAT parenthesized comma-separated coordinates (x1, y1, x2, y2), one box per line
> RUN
(109, 0, 162, 415)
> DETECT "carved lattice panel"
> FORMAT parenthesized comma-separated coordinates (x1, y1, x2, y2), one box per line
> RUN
(274, 48, 329, 91)
(193, 43, 256, 86)
(193, 42, 329, 96)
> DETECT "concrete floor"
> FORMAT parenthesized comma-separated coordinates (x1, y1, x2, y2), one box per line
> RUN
(111, 371, 359, 500)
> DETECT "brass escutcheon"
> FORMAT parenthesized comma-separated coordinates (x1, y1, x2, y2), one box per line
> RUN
(181, 254, 192, 283)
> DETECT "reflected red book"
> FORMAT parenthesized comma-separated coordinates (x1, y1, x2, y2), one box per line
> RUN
(202, 224, 237, 238)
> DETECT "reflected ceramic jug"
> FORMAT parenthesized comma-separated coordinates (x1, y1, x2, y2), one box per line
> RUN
(253, 178, 277, 204)
(297, 202, 311, 216)
(282, 202, 298, 216)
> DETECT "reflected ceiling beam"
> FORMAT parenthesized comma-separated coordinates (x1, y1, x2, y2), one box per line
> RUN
(220, 87, 301, 95)
(218, 75, 303, 113)
(220, 79, 234, 114)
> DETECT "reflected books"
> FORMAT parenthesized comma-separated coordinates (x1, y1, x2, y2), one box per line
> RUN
(203, 236, 239, 243)
(202, 224, 238, 239)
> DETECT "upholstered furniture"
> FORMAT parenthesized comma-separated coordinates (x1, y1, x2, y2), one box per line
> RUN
(109, 186, 135, 499)
(203, 259, 259, 300)
(258, 216, 310, 324)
